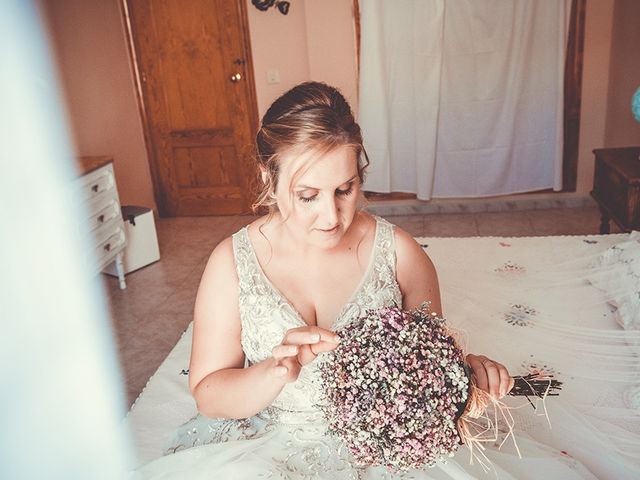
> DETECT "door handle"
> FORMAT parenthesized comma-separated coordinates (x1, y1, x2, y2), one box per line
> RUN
(230, 73, 242, 82)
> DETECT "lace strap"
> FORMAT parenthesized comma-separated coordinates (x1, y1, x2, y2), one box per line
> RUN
(372, 215, 398, 277)
(231, 228, 260, 294)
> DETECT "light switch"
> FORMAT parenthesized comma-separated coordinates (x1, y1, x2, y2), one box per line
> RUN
(266, 68, 280, 84)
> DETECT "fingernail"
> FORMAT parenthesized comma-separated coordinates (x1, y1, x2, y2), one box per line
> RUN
(288, 346, 298, 354)
(332, 335, 341, 344)
(274, 366, 287, 377)
(310, 334, 320, 342)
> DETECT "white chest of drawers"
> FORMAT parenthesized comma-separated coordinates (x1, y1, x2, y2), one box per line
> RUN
(73, 157, 127, 289)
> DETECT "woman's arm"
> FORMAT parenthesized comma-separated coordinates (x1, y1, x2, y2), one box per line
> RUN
(188, 237, 287, 419)
(394, 227, 513, 399)
(188, 237, 339, 419)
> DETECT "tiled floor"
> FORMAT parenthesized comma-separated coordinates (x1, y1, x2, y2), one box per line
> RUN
(103, 206, 622, 407)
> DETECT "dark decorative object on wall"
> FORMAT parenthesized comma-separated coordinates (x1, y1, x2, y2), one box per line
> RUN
(252, 0, 290, 15)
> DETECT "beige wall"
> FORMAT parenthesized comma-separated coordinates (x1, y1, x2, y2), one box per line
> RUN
(304, 0, 359, 114)
(576, 0, 640, 194)
(42, 0, 157, 211)
(604, 0, 640, 147)
(576, 0, 615, 194)
(43, 0, 633, 212)
(246, 1, 310, 119)
(246, 0, 358, 119)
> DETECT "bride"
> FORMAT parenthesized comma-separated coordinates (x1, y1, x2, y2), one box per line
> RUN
(134, 82, 620, 479)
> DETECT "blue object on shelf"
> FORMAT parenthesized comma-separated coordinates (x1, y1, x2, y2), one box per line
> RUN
(632, 86, 640, 123)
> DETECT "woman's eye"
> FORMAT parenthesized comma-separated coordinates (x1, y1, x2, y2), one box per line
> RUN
(297, 184, 353, 204)
(336, 186, 353, 197)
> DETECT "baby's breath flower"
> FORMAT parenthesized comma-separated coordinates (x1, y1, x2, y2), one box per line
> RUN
(317, 303, 470, 471)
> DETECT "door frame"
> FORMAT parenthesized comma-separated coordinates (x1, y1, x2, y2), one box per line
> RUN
(562, 0, 586, 192)
(119, 0, 260, 216)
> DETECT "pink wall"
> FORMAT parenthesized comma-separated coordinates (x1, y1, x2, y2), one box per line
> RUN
(42, 0, 157, 211)
(304, 0, 359, 114)
(246, 0, 358, 119)
(246, 1, 310, 119)
(604, 0, 640, 148)
(576, 0, 615, 194)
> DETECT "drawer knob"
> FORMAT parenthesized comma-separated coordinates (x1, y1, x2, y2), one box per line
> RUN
(97, 214, 105, 224)
(103, 243, 111, 252)
(91, 184, 99, 193)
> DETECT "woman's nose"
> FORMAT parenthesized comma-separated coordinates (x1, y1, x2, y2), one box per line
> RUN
(322, 196, 339, 226)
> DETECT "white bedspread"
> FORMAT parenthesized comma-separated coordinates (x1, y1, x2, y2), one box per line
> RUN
(125, 233, 639, 476)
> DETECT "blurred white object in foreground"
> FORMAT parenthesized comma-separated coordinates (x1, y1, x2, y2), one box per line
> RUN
(0, 1, 132, 478)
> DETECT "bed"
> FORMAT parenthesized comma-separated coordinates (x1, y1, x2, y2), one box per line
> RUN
(124, 232, 640, 478)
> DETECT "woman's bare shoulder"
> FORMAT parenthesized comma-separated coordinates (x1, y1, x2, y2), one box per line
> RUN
(244, 214, 278, 261)
(201, 214, 266, 285)
(208, 214, 272, 264)
(391, 223, 442, 313)
(391, 223, 436, 274)
(205, 211, 267, 270)
(199, 236, 237, 294)
(391, 223, 423, 254)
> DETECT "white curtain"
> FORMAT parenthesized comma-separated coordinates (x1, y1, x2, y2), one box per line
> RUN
(359, 0, 570, 199)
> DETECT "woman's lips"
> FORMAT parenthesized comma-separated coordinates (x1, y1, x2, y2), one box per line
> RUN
(318, 225, 339, 234)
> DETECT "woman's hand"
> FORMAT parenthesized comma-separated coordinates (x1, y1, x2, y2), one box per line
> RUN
(270, 326, 340, 383)
(466, 353, 514, 399)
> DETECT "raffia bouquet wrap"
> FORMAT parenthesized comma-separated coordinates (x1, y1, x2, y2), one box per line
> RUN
(317, 303, 557, 471)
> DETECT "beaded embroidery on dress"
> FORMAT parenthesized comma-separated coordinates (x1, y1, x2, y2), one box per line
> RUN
(135, 216, 602, 480)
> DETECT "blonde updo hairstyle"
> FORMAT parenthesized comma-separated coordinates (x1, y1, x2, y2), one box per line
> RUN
(253, 82, 369, 214)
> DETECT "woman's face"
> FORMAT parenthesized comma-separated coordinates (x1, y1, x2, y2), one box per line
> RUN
(275, 145, 361, 250)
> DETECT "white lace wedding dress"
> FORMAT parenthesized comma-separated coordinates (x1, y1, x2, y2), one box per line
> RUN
(134, 217, 638, 479)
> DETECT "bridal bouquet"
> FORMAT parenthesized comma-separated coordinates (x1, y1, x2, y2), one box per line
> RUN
(317, 303, 561, 471)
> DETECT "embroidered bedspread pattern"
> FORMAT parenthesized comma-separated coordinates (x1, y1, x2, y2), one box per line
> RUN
(416, 233, 630, 332)
(416, 233, 640, 478)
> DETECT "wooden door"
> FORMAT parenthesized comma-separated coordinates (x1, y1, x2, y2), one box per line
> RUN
(124, 0, 259, 216)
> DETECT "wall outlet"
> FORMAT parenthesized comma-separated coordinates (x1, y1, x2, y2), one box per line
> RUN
(266, 68, 280, 85)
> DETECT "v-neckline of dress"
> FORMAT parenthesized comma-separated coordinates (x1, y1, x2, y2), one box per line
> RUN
(242, 218, 381, 331)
